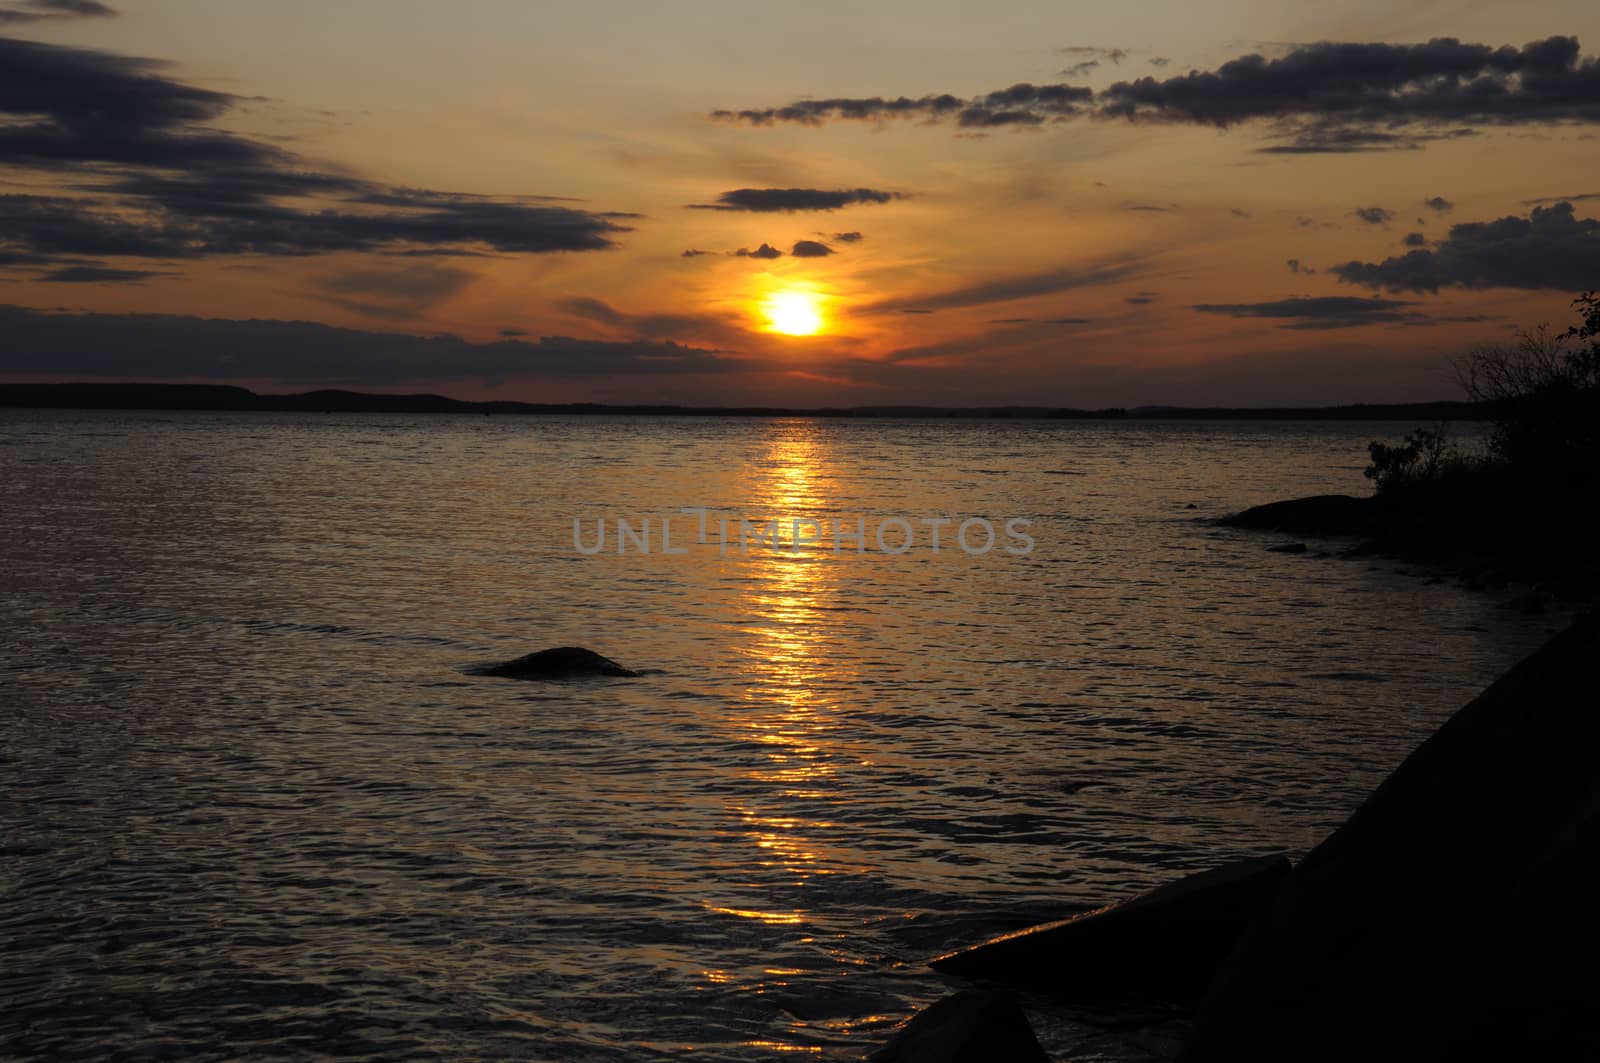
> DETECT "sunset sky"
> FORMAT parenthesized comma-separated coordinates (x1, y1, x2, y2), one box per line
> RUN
(4, 0, 1599, 406)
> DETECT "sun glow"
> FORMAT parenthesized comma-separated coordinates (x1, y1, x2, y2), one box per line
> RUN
(762, 290, 824, 336)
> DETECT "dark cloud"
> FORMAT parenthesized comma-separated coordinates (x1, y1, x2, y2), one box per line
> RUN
(0, 0, 116, 23)
(1521, 191, 1600, 205)
(1098, 37, 1600, 133)
(1424, 195, 1455, 213)
(1062, 46, 1128, 64)
(1402, 231, 1429, 247)
(1231, 208, 1252, 218)
(1149, 57, 1171, 69)
(499, 327, 528, 337)
(1190, 295, 1495, 329)
(1061, 47, 1128, 77)
(0, 303, 733, 385)
(711, 83, 1091, 129)
(680, 248, 713, 257)
(689, 187, 902, 212)
(1287, 258, 1316, 275)
(1332, 201, 1600, 292)
(790, 240, 834, 257)
(831, 231, 863, 243)
(711, 94, 966, 125)
(39, 265, 165, 283)
(734, 243, 783, 259)
(0, 36, 634, 272)
(1353, 206, 1394, 226)
(1256, 127, 1480, 155)
(716, 36, 1600, 153)
(1125, 292, 1157, 305)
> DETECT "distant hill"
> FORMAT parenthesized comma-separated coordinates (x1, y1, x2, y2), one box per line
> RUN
(0, 382, 1486, 421)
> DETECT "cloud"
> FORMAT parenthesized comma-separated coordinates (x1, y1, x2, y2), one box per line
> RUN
(1149, 57, 1171, 69)
(689, 187, 902, 212)
(0, 36, 634, 272)
(0, 0, 115, 23)
(499, 327, 528, 337)
(39, 265, 166, 283)
(734, 243, 783, 259)
(715, 36, 1600, 152)
(680, 248, 714, 257)
(1424, 196, 1455, 214)
(1062, 46, 1128, 64)
(831, 231, 863, 243)
(1353, 206, 1394, 226)
(1332, 201, 1600, 292)
(711, 84, 1091, 129)
(1098, 36, 1600, 133)
(1402, 232, 1429, 247)
(861, 260, 1142, 314)
(1521, 191, 1600, 205)
(1125, 292, 1158, 304)
(790, 239, 834, 257)
(0, 303, 733, 385)
(1060, 46, 1128, 78)
(314, 264, 476, 318)
(556, 296, 738, 344)
(1190, 295, 1496, 329)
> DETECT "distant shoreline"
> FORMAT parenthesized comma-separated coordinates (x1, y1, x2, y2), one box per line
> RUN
(0, 382, 1487, 422)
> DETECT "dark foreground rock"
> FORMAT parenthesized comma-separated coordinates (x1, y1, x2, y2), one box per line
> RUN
(1219, 494, 1378, 536)
(476, 646, 639, 679)
(930, 855, 1290, 1001)
(868, 990, 1049, 1063)
(1184, 612, 1600, 1062)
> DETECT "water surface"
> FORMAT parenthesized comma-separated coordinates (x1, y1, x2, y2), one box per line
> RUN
(0, 412, 1562, 1059)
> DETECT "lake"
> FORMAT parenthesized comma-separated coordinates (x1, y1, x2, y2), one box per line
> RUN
(0, 411, 1561, 1060)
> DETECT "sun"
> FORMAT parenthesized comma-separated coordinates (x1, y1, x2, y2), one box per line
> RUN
(762, 290, 824, 336)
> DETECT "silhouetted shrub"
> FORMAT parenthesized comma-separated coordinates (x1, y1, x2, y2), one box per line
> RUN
(1365, 424, 1456, 497)
(1455, 293, 1600, 487)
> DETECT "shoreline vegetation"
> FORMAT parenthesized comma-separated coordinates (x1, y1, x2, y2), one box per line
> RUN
(0, 381, 1482, 421)
(1224, 291, 1600, 607)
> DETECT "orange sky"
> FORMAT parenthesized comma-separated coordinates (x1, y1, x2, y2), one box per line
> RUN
(3, 1, 1599, 406)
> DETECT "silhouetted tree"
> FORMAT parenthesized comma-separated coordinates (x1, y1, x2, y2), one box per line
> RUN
(1455, 294, 1600, 484)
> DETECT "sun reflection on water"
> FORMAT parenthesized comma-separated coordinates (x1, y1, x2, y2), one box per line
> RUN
(701, 423, 870, 929)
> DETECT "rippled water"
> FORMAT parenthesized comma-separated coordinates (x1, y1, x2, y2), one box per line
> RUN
(0, 411, 1566, 1060)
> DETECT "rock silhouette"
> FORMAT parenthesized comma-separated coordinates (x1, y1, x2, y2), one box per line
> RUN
(930, 854, 1290, 1001)
(1184, 612, 1600, 1061)
(1220, 494, 1376, 536)
(868, 990, 1049, 1063)
(477, 647, 639, 679)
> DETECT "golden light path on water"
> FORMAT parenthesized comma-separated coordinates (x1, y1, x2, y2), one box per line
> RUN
(692, 423, 897, 1049)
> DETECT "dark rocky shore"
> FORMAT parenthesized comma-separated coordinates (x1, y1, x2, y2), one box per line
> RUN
(872, 609, 1599, 1061)
(1221, 492, 1599, 611)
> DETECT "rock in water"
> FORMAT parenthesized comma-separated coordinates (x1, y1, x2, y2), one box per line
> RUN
(1219, 494, 1376, 536)
(477, 646, 639, 679)
(1184, 613, 1600, 1062)
(929, 855, 1290, 1001)
(868, 990, 1049, 1063)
